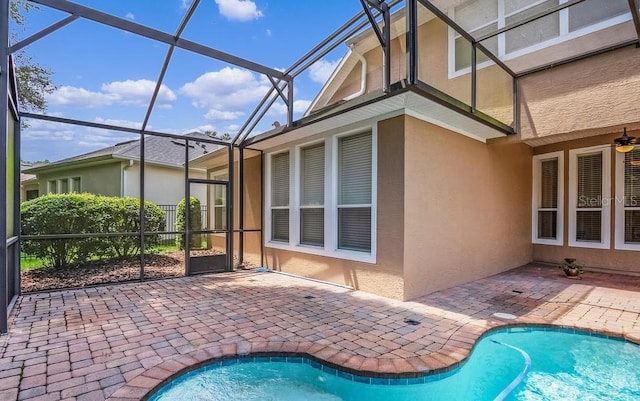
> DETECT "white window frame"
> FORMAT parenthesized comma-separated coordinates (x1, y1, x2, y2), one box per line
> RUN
(568, 145, 611, 249)
(532, 151, 564, 246)
(264, 126, 377, 264)
(448, 0, 632, 78)
(615, 150, 640, 251)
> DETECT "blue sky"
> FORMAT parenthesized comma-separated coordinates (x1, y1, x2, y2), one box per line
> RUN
(13, 0, 366, 162)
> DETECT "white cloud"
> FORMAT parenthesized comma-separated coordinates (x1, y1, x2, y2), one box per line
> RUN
(267, 99, 312, 116)
(47, 86, 116, 108)
(214, 0, 263, 21)
(180, 0, 190, 9)
(125, 12, 135, 20)
(204, 109, 245, 121)
(266, 29, 272, 37)
(47, 79, 177, 108)
(101, 79, 176, 105)
(309, 58, 340, 84)
(180, 67, 270, 112)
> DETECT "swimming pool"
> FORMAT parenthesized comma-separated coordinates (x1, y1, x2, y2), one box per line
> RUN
(147, 327, 640, 400)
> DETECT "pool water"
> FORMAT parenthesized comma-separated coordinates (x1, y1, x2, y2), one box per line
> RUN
(148, 328, 640, 401)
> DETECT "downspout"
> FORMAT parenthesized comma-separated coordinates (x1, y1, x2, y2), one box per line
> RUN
(342, 44, 367, 101)
(121, 159, 133, 196)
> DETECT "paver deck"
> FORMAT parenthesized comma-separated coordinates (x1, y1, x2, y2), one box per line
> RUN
(1, 263, 640, 400)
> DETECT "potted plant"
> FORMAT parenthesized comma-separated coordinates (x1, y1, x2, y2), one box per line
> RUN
(559, 258, 583, 279)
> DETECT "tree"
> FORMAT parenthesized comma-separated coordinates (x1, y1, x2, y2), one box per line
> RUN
(10, 0, 55, 114)
(204, 130, 232, 141)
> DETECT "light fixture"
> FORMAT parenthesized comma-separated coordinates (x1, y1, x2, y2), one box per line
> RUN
(614, 127, 636, 153)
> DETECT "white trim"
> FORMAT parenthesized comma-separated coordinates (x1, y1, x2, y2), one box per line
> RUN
(532, 151, 564, 246)
(264, 124, 377, 264)
(448, 0, 632, 78)
(568, 145, 611, 249)
(615, 150, 640, 251)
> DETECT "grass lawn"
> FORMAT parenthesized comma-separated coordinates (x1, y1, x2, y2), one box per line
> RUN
(20, 243, 186, 271)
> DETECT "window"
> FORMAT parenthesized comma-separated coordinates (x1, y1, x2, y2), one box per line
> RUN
(271, 152, 290, 242)
(213, 175, 228, 231)
(532, 152, 563, 245)
(265, 130, 376, 263)
(26, 190, 39, 201)
(615, 149, 640, 250)
(450, 0, 630, 74)
(71, 177, 81, 193)
(59, 179, 69, 194)
(300, 143, 324, 247)
(569, 146, 611, 249)
(48, 180, 57, 194)
(338, 133, 372, 252)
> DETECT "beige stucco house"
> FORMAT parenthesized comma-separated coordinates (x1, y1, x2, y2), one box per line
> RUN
(193, 1, 640, 301)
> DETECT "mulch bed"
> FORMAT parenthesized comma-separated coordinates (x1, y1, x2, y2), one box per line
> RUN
(21, 249, 247, 293)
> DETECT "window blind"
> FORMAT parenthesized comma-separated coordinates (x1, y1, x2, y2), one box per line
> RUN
(576, 211, 601, 242)
(338, 133, 372, 252)
(624, 150, 640, 243)
(576, 152, 602, 242)
(538, 211, 557, 239)
(301, 209, 324, 246)
(272, 209, 289, 242)
(339, 133, 372, 205)
(271, 153, 289, 207)
(301, 143, 324, 246)
(540, 159, 558, 208)
(338, 208, 371, 252)
(301, 144, 324, 206)
(271, 152, 289, 242)
(577, 153, 602, 208)
(538, 158, 558, 239)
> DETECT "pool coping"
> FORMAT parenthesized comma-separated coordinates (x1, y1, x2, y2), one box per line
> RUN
(130, 323, 640, 401)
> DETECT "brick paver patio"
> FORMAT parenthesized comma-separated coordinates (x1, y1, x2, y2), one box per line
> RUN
(1, 263, 640, 400)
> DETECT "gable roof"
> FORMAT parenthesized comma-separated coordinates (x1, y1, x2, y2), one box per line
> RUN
(25, 132, 220, 173)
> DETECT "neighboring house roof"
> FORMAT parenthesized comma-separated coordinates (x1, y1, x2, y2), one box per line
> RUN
(20, 173, 37, 184)
(25, 132, 221, 173)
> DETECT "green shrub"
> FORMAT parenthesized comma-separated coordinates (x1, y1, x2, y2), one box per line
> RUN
(21, 194, 104, 268)
(20, 194, 166, 268)
(176, 196, 202, 250)
(106, 197, 166, 258)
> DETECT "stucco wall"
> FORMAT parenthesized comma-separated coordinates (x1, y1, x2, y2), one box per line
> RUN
(259, 116, 406, 300)
(38, 162, 121, 197)
(532, 132, 640, 273)
(519, 45, 640, 142)
(125, 163, 206, 206)
(403, 116, 532, 299)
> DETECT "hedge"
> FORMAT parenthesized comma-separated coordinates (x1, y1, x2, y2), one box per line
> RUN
(21, 194, 165, 268)
(176, 196, 202, 250)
